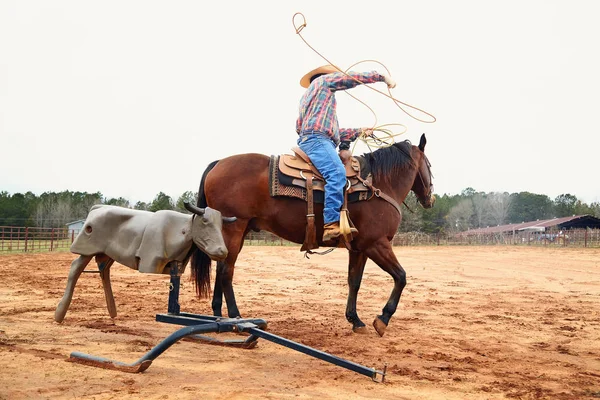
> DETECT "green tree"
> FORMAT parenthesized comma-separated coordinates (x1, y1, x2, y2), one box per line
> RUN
(149, 192, 174, 212)
(397, 192, 423, 232)
(590, 202, 600, 218)
(421, 193, 457, 233)
(0, 191, 38, 226)
(175, 191, 198, 213)
(508, 192, 553, 223)
(134, 201, 149, 211)
(105, 197, 131, 208)
(554, 194, 578, 217)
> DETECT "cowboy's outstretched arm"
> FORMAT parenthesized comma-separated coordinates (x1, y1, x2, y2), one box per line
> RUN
(322, 71, 389, 91)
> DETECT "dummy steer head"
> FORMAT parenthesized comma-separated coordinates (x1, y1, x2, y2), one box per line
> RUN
(184, 202, 235, 261)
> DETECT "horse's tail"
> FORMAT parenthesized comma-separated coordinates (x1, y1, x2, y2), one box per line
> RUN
(190, 160, 220, 298)
(197, 160, 219, 208)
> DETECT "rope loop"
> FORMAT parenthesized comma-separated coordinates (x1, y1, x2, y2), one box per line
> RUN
(292, 11, 437, 152)
(292, 12, 307, 34)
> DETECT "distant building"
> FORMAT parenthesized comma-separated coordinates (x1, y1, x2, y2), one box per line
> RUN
(463, 215, 600, 235)
(65, 219, 85, 235)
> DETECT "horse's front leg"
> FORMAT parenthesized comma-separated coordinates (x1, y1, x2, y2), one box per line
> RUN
(217, 221, 248, 318)
(220, 258, 241, 318)
(346, 250, 368, 334)
(364, 238, 407, 337)
(211, 263, 224, 317)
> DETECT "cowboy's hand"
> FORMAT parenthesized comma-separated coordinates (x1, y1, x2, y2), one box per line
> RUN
(339, 149, 352, 164)
(362, 128, 375, 138)
(383, 75, 396, 89)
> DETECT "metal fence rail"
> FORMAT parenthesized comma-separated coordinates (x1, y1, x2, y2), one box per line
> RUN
(392, 228, 600, 247)
(1, 226, 599, 253)
(244, 229, 600, 248)
(0, 226, 77, 253)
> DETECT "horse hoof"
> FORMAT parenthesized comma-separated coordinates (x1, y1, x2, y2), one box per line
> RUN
(373, 317, 387, 337)
(353, 326, 369, 334)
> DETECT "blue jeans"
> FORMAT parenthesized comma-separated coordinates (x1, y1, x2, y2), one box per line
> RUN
(297, 134, 346, 224)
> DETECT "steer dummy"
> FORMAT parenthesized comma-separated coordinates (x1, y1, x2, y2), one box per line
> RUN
(55, 202, 234, 323)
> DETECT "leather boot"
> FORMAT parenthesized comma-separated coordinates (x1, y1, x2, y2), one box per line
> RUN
(323, 222, 342, 242)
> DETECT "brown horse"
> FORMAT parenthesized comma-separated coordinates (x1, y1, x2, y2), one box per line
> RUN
(191, 134, 434, 336)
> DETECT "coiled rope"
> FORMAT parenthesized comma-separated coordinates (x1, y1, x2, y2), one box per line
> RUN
(292, 12, 436, 151)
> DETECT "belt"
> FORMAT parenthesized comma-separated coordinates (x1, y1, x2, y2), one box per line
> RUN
(299, 131, 338, 144)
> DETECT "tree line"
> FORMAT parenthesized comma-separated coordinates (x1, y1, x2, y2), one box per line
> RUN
(0, 188, 598, 233)
(0, 190, 197, 228)
(400, 189, 600, 233)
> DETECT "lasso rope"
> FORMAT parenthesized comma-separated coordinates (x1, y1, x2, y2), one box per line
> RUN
(292, 12, 436, 151)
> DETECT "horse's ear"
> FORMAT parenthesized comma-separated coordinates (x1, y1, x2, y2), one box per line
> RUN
(418, 134, 427, 152)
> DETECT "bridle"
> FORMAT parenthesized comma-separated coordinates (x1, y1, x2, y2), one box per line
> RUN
(393, 144, 434, 208)
(418, 153, 435, 206)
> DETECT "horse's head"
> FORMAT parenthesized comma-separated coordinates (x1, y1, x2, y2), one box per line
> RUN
(412, 134, 435, 209)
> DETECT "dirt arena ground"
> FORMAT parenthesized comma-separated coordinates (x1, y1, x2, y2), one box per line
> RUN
(1, 246, 599, 399)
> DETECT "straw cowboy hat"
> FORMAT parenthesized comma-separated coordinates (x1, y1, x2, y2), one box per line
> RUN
(300, 65, 340, 88)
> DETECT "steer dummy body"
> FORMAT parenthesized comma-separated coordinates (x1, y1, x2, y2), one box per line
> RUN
(72, 205, 196, 274)
(55, 204, 230, 323)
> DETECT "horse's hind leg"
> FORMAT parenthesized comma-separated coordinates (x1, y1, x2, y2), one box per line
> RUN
(346, 250, 369, 334)
(55, 255, 94, 323)
(364, 239, 407, 337)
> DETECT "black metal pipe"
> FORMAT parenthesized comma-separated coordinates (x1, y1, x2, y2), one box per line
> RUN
(235, 323, 383, 380)
(70, 322, 220, 372)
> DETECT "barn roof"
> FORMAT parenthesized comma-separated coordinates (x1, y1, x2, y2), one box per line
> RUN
(462, 214, 600, 235)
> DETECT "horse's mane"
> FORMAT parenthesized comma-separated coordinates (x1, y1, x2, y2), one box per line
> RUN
(362, 140, 415, 184)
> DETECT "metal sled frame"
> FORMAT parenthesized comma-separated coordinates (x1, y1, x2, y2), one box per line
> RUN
(69, 263, 387, 382)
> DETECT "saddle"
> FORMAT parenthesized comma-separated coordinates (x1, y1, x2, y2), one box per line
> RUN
(278, 147, 370, 195)
(276, 147, 373, 252)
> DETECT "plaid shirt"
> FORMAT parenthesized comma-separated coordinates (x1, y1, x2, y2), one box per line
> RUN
(296, 71, 385, 146)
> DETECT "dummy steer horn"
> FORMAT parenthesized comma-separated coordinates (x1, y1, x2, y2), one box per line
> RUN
(184, 202, 205, 215)
(183, 201, 237, 223)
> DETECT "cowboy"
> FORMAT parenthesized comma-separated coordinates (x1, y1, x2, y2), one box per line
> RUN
(296, 65, 396, 241)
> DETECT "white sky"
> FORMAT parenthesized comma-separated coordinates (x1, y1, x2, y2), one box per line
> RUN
(1, 1, 599, 205)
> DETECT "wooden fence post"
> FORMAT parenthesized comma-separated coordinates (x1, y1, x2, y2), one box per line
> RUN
(24, 227, 28, 252)
(50, 228, 55, 251)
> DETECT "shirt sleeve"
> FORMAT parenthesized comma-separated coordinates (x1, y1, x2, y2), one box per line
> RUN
(320, 71, 385, 92)
(339, 128, 363, 143)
